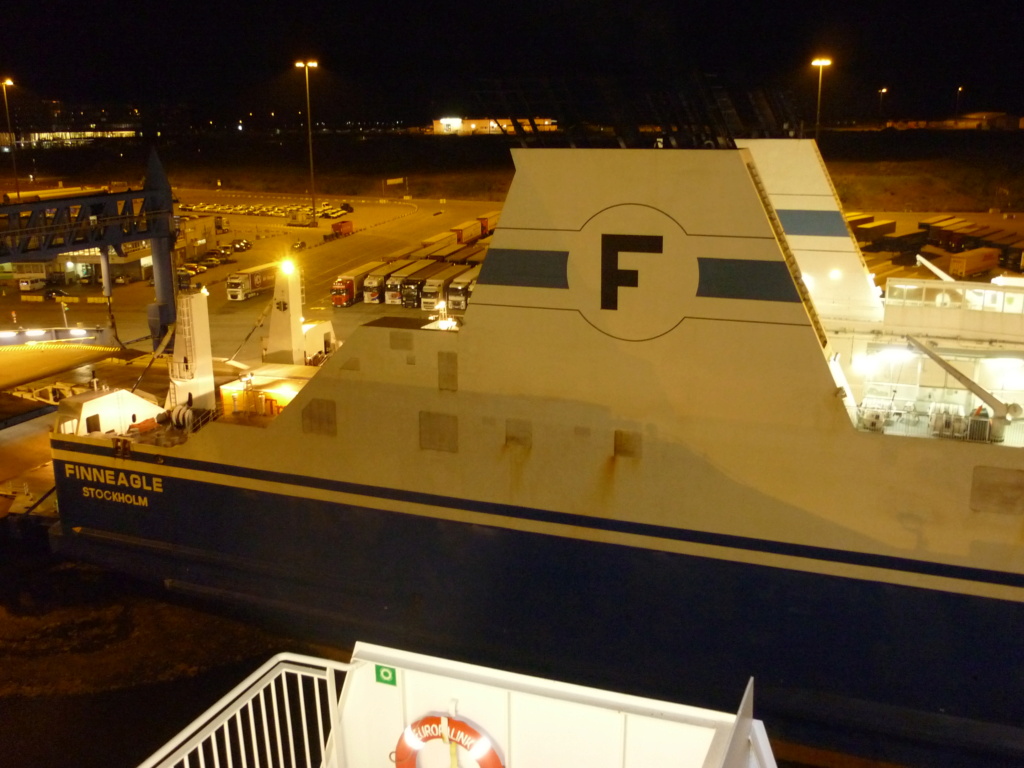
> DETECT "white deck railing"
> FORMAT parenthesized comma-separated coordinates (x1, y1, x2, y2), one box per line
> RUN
(138, 653, 353, 768)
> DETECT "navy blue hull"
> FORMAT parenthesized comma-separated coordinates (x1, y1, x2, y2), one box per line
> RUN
(50, 451, 1024, 766)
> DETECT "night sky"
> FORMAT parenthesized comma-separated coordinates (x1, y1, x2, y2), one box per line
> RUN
(2, 1, 1023, 123)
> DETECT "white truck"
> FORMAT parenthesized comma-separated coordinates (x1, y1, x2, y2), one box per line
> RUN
(420, 264, 472, 310)
(226, 262, 278, 301)
(446, 264, 482, 310)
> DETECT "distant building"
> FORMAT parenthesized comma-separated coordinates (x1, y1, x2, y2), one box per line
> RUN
(432, 117, 558, 136)
(887, 112, 1020, 131)
(0, 99, 142, 147)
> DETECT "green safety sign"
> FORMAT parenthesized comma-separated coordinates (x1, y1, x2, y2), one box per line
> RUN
(375, 664, 397, 686)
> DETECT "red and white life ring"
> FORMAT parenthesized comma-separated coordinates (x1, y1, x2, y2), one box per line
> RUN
(393, 714, 504, 768)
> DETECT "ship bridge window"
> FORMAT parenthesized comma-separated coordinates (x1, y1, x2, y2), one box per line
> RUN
(438, 351, 457, 391)
(301, 398, 337, 436)
(965, 289, 987, 311)
(56, 416, 79, 435)
(390, 331, 413, 351)
(924, 285, 963, 309)
(1004, 292, 1024, 315)
(971, 466, 1024, 515)
(983, 290, 1004, 313)
(888, 284, 923, 305)
(420, 411, 458, 453)
(506, 418, 532, 449)
(614, 429, 642, 458)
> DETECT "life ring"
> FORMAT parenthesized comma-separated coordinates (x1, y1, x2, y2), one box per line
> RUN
(392, 714, 504, 768)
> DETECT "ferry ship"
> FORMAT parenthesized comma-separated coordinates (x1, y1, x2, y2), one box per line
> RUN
(48, 143, 1024, 765)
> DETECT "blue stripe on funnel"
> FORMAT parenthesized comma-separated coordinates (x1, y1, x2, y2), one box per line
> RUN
(777, 209, 849, 238)
(479, 248, 800, 302)
(480, 248, 569, 288)
(697, 258, 801, 302)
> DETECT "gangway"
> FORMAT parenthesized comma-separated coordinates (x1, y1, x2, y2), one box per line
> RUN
(0, 150, 178, 345)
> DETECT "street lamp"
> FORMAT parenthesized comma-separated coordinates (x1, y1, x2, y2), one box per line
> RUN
(878, 87, 888, 120)
(1, 78, 20, 202)
(812, 58, 831, 142)
(295, 60, 318, 227)
(955, 86, 964, 119)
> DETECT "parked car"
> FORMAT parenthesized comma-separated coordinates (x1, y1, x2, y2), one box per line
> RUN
(340, 203, 354, 213)
(198, 257, 222, 267)
(183, 263, 207, 273)
(114, 274, 135, 284)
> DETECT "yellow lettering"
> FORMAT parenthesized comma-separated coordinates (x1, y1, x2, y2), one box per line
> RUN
(68, 464, 163, 496)
(80, 486, 151, 507)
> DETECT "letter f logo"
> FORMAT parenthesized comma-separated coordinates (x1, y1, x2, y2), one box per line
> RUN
(601, 234, 663, 310)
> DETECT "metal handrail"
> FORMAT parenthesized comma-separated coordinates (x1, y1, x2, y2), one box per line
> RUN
(138, 652, 353, 768)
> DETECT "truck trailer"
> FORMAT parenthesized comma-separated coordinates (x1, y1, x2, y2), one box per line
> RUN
(420, 231, 458, 251)
(226, 262, 278, 301)
(451, 219, 482, 244)
(383, 244, 421, 262)
(363, 260, 414, 304)
(446, 264, 483, 310)
(420, 264, 472, 311)
(332, 261, 385, 307)
(400, 261, 458, 309)
(949, 247, 1000, 279)
(384, 260, 435, 305)
(477, 210, 501, 235)
(431, 243, 467, 263)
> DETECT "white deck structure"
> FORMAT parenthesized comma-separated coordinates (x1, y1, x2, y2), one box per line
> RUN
(139, 643, 777, 768)
(737, 139, 884, 326)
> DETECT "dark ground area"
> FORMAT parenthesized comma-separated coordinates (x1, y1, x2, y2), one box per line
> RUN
(17, 128, 1024, 213)
(0, 557, 341, 768)
(0, 558, 896, 768)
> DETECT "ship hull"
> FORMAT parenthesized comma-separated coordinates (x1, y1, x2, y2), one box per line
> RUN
(50, 447, 1024, 766)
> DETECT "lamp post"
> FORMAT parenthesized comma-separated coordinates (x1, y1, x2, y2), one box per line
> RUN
(812, 58, 831, 142)
(295, 61, 318, 227)
(878, 87, 888, 120)
(1, 78, 20, 202)
(955, 86, 963, 119)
